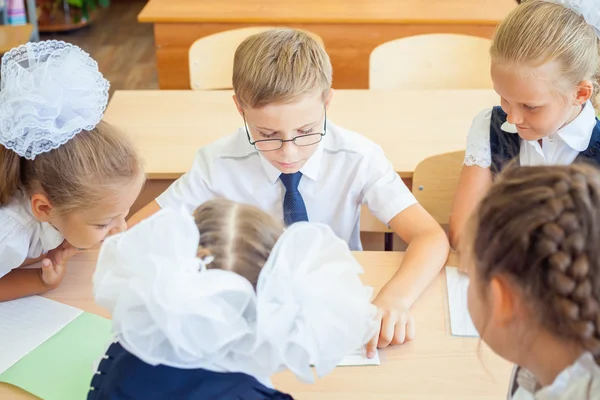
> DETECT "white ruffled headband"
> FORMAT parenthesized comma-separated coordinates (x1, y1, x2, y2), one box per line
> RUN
(0, 40, 109, 160)
(544, 0, 600, 39)
(93, 208, 377, 384)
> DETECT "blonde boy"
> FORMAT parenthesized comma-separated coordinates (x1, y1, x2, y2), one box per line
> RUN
(129, 29, 449, 355)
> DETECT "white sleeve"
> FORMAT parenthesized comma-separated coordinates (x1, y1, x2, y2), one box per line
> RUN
(155, 149, 217, 215)
(0, 220, 30, 278)
(362, 145, 418, 225)
(464, 108, 492, 168)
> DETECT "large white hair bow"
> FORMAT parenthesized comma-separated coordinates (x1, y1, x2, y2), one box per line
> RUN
(0, 40, 109, 159)
(93, 209, 377, 384)
(544, 0, 600, 38)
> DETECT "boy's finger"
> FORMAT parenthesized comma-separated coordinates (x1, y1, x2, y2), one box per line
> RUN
(366, 323, 381, 358)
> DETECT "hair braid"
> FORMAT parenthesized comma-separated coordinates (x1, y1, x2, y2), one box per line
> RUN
(472, 163, 600, 364)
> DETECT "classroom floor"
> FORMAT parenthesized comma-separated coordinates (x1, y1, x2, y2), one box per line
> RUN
(40, 0, 158, 97)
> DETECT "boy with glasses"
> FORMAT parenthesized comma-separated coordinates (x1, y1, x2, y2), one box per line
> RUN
(129, 28, 449, 356)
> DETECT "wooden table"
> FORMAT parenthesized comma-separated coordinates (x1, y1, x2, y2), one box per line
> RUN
(137, 0, 515, 89)
(0, 251, 512, 399)
(104, 89, 499, 180)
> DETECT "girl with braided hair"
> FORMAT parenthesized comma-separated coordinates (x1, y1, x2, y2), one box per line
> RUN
(463, 163, 600, 399)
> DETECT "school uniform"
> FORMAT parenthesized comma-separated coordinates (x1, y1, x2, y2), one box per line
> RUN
(156, 121, 417, 250)
(463, 101, 600, 174)
(0, 192, 64, 278)
(88, 342, 293, 400)
(507, 352, 600, 400)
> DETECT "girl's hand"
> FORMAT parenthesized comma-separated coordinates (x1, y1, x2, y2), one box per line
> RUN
(39, 241, 78, 289)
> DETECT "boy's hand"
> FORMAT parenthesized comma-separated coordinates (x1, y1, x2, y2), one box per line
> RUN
(366, 291, 415, 358)
(39, 241, 78, 289)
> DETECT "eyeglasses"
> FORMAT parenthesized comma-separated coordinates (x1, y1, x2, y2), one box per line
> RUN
(243, 109, 327, 152)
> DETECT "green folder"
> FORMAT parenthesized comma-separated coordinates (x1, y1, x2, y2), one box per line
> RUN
(0, 312, 112, 400)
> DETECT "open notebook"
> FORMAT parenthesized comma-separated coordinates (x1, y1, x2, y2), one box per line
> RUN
(445, 266, 479, 337)
(0, 296, 112, 400)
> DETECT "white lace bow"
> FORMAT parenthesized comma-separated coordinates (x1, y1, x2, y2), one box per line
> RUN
(544, 0, 600, 38)
(0, 40, 109, 159)
(93, 208, 377, 383)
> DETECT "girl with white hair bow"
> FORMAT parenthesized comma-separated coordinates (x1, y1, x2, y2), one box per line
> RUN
(89, 199, 377, 399)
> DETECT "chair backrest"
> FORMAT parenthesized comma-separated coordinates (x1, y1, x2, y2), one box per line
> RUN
(189, 27, 324, 90)
(412, 151, 465, 224)
(369, 34, 492, 90)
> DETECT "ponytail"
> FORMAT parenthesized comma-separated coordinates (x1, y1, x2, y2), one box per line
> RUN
(0, 146, 22, 206)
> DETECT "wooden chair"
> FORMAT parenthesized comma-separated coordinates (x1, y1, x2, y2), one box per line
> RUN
(369, 34, 492, 90)
(188, 27, 324, 90)
(412, 151, 465, 224)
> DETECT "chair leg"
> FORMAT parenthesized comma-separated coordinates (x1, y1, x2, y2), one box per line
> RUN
(384, 232, 393, 251)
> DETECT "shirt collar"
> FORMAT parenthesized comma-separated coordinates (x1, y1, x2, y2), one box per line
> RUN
(22, 194, 64, 251)
(258, 126, 327, 184)
(501, 101, 596, 152)
(40, 222, 65, 251)
(556, 101, 596, 152)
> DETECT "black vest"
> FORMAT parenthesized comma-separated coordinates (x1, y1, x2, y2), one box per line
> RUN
(488, 106, 600, 175)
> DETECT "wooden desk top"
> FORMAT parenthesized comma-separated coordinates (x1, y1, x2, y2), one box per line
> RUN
(138, 0, 515, 25)
(0, 250, 512, 399)
(103, 89, 500, 179)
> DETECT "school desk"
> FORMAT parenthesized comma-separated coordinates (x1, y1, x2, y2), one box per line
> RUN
(105, 88, 499, 227)
(0, 251, 513, 400)
(104, 89, 499, 180)
(137, 0, 515, 89)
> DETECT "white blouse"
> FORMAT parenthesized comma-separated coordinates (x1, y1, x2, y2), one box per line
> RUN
(0, 192, 64, 278)
(509, 352, 600, 400)
(464, 102, 597, 168)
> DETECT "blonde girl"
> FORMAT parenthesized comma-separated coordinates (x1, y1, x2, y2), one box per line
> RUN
(90, 200, 376, 399)
(0, 41, 144, 301)
(450, 0, 600, 249)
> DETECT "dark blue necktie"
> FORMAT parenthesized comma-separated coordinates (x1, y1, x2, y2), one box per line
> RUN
(280, 172, 308, 226)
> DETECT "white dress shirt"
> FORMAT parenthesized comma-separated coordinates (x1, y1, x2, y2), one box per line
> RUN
(157, 120, 417, 250)
(464, 101, 597, 168)
(0, 192, 64, 278)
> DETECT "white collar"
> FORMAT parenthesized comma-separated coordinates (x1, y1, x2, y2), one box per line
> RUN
(258, 129, 327, 184)
(501, 101, 596, 151)
(536, 352, 600, 399)
(556, 101, 596, 151)
(19, 192, 65, 251)
(39, 221, 65, 251)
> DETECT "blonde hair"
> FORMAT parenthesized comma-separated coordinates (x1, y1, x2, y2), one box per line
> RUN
(491, 0, 600, 108)
(0, 121, 143, 213)
(232, 28, 332, 109)
(193, 199, 284, 288)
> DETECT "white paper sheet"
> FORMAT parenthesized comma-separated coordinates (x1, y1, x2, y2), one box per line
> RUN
(445, 266, 479, 337)
(0, 296, 83, 374)
(337, 347, 380, 366)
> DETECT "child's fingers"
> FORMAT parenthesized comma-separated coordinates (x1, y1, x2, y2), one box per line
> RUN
(378, 314, 396, 348)
(392, 316, 407, 345)
(366, 316, 382, 358)
(42, 258, 52, 269)
(406, 315, 416, 341)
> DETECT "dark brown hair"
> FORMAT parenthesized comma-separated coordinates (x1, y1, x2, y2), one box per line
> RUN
(193, 199, 284, 288)
(471, 164, 600, 364)
(0, 121, 143, 214)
